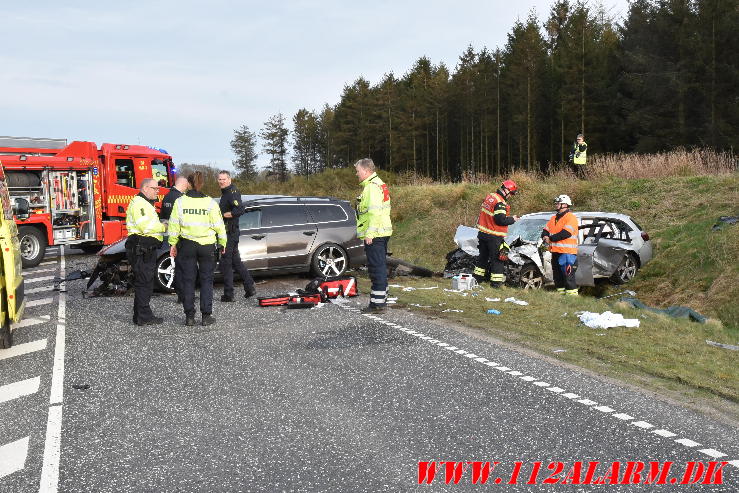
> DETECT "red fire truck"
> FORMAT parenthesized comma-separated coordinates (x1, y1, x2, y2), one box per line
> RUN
(0, 136, 175, 267)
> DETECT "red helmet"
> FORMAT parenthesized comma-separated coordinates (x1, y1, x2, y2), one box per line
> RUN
(501, 180, 518, 194)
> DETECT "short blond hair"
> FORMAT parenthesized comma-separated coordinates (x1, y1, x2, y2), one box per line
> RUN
(354, 158, 375, 172)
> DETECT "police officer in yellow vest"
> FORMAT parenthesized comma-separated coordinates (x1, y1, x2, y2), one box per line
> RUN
(355, 158, 392, 313)
(568, 133, 587, 178)
(542, 194, 579, 295)
(168, 172, 227, 326)
(125, 178, 166, 325)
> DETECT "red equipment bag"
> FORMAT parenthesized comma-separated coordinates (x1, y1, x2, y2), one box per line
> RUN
(257, 294, 292, 307)
(315, 275, 358, 298)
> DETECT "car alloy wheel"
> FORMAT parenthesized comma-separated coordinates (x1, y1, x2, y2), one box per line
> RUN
(519, 263, 544, 289)
(612, 254, 638, 284)
(157, 255, 176, 292)
(312, 244, 348, 277)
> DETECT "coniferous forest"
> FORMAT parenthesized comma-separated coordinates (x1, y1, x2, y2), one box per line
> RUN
(236, 0, 738, 180)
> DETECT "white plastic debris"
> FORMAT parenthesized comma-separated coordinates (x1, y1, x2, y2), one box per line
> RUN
(485, 297, 501, 302)
(387, 297, 398, 302)
(451, 274, 477, 291)
(388, 284, 403, 288)
(409, 303, 432, 308)
(442, 309, 464, 313)
(417, 286, 439, 290)
(402, 286, 416, 291)
(504, 297, 529, 306)
(577, 311, 640, 329)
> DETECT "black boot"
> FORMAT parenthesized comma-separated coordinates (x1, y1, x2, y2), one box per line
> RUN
(202, 314, 216, 326)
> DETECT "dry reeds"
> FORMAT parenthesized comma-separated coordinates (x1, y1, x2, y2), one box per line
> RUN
(586, 148, 736, 180)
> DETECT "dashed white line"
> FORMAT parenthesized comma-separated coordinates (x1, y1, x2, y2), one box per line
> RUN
(0, 338, 47, 360)
(698, 448, 727, 458)
(631, 421, 654, 429)
(594, 405, 615, 413)
(653, 429, 677, 437)
(25, 275, 55, 284)
(520, 376, 537, 382)
(0, 437, 29, 479)
(11, 315, 51, 329)
(26, 297, 54, 308)
(25, 267, 56, 275)
(25, 286, 54, 295)
(613, 413, 635, 421)
(578, 399, 598, 406)
(561, 393, 580, 399)
(547, 387, 565, 393)
(675, 438, 700, 447)
(532, 381, 550, 387)
(0, 377, 41, 404)
(493, 365, 509, 371)
(508, 370, 523, 376)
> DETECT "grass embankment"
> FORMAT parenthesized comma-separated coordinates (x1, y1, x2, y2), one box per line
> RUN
(237, 154, 739, 406)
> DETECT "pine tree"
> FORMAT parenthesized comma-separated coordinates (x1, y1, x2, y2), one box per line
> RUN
(230, 124, 258, 180)
(260, 113, 290, 182)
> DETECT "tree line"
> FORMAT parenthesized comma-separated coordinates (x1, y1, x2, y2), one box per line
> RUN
(231, 0, 738, 181)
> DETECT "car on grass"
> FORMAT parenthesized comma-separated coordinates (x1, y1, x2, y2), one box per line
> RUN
(87, 195, 366, 293)
(452, 212, 653, 289)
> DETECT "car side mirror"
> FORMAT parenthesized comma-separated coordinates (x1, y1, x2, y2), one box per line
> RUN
(13, 197, 30, 219)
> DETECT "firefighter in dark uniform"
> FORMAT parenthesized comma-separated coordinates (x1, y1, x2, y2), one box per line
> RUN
(159, 176, 190, 302)
(168, 172, 227, 326)
(473, 180, 519, 288)
(125, 178, 166, 325)
(217, 170, 256, 301)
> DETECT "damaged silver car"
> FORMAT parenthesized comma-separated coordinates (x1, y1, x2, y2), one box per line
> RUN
(451, 212, 653, 288)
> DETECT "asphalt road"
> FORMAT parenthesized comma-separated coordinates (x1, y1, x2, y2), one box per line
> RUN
(1, 247, 738, 492)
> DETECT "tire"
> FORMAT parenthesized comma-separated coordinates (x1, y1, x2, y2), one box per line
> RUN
(611, 253, 639, 285)
(19, 226, 47, 268)
(0, 313, 11, 350)
(155, 254, 177, 293)
(311, 243, 349, 277)
(519, 263, 544, 290)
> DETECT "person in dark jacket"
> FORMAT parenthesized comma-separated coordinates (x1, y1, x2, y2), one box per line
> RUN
(217, 171, 256, 301)
(159, 176, 190, 302)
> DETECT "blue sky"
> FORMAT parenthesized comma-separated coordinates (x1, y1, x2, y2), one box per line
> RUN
(1, 0, 629, 170)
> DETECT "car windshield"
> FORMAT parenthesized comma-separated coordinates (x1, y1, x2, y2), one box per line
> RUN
(506, 217, 548, 243)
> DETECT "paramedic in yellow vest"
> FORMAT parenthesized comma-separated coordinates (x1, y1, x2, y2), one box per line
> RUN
(168, 172, 227, 326)
(568, 133, 587, 178)
(542, 194, 579, 295)
(473, 180, 519, 288)
(125, 178, 166, 326)
(355, 158, 392, 313)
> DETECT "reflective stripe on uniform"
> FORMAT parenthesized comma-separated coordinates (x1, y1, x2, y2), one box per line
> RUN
(565, 289, 579, 296)
(477, 224, 507, 236)
(490, 274, 505, 282)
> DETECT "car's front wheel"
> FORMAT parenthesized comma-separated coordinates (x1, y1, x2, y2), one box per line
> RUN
(156, 254, 177, 293)
(311, 243, 348, 277)
(611, 253, 639, 284)
(519, 263, 544, 289)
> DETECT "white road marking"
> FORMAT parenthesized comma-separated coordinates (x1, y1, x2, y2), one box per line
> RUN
(675, 438, 700, 447)
(0, 377, 41, 404)
(652, 429, 676, 437)
(0, 437, 29, 478)
(25, 267, 56, 274)
(0, 338, 47, 360)
(349, 306, 738, 467)
(698, 449, 727, 458)
(26, 297, 54, 308)
(39, 405, 63, 492)
(25, 275, 55, 284)
(38, 260, 57, 266)
(11, 315, 51, 329)
(40, 246, 66, 492)
(26, 286, 54, 295)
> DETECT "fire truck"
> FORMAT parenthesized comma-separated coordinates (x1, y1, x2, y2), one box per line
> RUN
(0, 136, 175, 268)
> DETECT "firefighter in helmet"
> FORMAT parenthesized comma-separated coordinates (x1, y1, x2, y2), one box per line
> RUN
(542, 194, 579, 295)
(473, 180, 519, 288)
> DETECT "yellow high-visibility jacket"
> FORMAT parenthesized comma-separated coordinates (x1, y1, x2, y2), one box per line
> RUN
(126, 194, 165, 241)
(168, 192, 227, 248)
(356, 172, 392, 239)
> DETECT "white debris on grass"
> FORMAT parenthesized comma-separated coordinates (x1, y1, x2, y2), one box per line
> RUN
(504, 297, 529, 306)
(442, 309, 464, 313)
(409, 304, 432, 308)
(706, 340, 739, 351)
(485, 297, 501, 302)
(577, 311, 640, 329)
(388, 284, 403, 288)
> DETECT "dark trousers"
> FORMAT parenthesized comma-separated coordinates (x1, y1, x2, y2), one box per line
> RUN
(126, 240, 158, 323)
(178, 239, 216, 318)
(364, 236, 389, 307)
(552, 252, 578, 290)
(474, 232, 505, 284)
(569, 163, 586, 179)
(174, 255, 185, 301)
(219, 233, 254, 297)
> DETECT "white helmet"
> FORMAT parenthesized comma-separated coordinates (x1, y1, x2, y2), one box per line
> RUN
(554, 194, 573, 206)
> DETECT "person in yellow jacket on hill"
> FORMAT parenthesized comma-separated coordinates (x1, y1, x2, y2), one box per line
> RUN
(542, 194, 579, 295)
(125, 178, 166, 326)
(168, 172, 227, 326)
(355, 158, 392, 313)
(473, 180, 519, 288)
(568, 133, 587, 178)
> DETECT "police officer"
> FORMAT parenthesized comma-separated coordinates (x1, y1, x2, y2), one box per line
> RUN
(355, 158, 392, 313)
(125, 178, 166, 325)
(542, 194, 579, 295)
(159, 176, 190, 303)
(217, 170, 256, 301)
(473, 180, 519, 288)
(568, 133, 588, 178)
(168, 172, 227, 326)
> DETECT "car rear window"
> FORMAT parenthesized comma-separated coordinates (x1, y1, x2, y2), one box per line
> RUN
(260, 205, 307, 227)
(306, 204, 348, 223)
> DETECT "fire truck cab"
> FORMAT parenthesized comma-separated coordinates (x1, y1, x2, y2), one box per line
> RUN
(0, 137, 175, 267)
